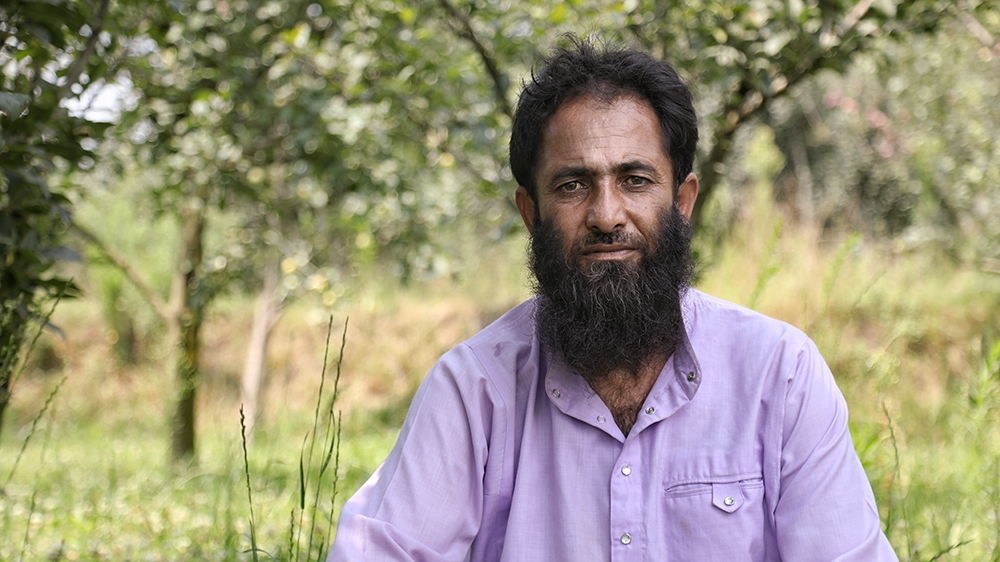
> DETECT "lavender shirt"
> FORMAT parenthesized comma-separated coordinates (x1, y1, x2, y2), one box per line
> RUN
(329, 290, 897, 561)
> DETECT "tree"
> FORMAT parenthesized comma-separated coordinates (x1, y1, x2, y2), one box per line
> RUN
(435, 0, 950, 231)
(750, 1, 1000, 261)
(60, 0, 971, 461)
(96, 0, 497, 459)
(0, 0, 121, 438)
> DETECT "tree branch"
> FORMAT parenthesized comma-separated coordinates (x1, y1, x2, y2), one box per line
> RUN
(58, 0, 112, 101)
(70, 221, 172, 323)
(729, 0, 878, 136)
(953, 1, 1000, 73)
(836, 0, 878, 37)
(436, 0, 514, 119)
(692, 0, 880, 229)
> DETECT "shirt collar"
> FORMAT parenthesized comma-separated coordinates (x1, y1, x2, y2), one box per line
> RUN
(542, 308, 703, 442)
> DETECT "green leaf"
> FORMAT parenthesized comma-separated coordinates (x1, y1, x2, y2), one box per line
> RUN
(549, 4, 569, 24)
(0, 93, 31, 120)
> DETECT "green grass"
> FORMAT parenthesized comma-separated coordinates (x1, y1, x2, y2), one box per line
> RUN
(0, 401, 399, 561)
(2, 201, 999, 559)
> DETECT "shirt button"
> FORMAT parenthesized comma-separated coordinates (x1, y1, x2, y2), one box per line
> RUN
(645, 406, 655, 415)
(551, 389, 560, 398)
(620, 533, 632, 545)
(687, 371, 696, 381)
(724, 496, 735, 506)
(597, 415, 606, 423)
(621, 465, 632, 476)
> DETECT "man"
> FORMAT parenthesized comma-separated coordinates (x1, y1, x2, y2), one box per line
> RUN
(329, 38, 896, 561)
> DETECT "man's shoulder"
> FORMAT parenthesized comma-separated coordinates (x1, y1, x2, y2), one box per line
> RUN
(463, 298, 537, 349)
(684, 289, 810, 348)
(433, 298, 539, 378)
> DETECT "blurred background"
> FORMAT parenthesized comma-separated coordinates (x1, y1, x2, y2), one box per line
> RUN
(2, 0, 999, 559)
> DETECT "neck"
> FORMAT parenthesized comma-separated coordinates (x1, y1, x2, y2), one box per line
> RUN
(586, 352, 667, 436)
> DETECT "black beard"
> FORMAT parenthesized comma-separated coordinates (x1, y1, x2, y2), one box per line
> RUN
(528, 205, 694, 382)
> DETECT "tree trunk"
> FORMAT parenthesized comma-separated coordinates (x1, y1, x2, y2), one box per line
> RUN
(170, 201, 205, 463)
(789, 136, 815, 226)
(0, 317, 20, 440)
(240, 258, 280, 444)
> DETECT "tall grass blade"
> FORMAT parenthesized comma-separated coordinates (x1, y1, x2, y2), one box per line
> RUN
(821, 233, 861, 319)
(287, 508, 295, 561)
(2, 289, 65, 397)
(3, 375, 67, 489)
(324, 411, 343, 547)
(296, 316, 335, 561)
(307, 317, 348, 560)
(240, 405, 260, 562)
(880, 402, 900, 542)
(927, 540, 973, 561)
(330, 317, 348, 407)
(309, 316, 336, 464)
(747, 219, 783, 311)
(294, 435, 307, 561)
(17, 490, 37, 562)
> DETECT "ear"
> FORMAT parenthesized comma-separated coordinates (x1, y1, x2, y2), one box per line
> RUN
(515, 186, 536, 233)
(676, 173, 699, 220)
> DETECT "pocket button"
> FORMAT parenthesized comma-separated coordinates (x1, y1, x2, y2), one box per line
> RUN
(712, 482, 744, 513)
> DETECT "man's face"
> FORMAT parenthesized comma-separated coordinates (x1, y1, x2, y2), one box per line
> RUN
(515, 93, 700, 380)
(515, 94, 698, 264)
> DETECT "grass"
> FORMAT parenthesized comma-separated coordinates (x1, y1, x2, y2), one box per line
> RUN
(1, 193, 999, 559)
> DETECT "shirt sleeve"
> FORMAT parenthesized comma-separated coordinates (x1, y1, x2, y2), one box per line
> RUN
(328, 344, 497, 562)
(773, 338, 898, 561)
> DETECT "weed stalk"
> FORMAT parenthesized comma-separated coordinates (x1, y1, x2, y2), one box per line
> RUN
(17, 490, 36, 562)
(240, 405, 259, 562)
(3, 375, 67, 489)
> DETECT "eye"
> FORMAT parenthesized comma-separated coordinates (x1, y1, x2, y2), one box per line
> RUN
(625, 176, 650, 187)
(558, 180, 584, 193)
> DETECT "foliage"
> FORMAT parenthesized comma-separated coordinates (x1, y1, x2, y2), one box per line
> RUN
(0, 0, 110, 433)
(99, 0, 970, 289)
(758, 7, 1000, 262)
(117, 0, 509, 293)
(5, 0, 1000, 555)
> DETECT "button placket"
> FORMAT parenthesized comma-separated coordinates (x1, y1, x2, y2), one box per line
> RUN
(610, 440, 643, 558)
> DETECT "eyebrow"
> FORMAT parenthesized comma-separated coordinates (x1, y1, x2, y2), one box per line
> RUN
(616, 160, 659, 176)
(547, 165, 591, 187)
(545, 160, 662, 187)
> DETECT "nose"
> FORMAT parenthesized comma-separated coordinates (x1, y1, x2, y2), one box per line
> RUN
(586, 183, 627, 234)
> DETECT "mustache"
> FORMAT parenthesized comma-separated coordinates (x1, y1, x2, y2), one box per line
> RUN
(576, 229, 644, 247)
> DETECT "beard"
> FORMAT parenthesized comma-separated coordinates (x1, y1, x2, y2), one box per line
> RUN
(528, 205, 694, 382)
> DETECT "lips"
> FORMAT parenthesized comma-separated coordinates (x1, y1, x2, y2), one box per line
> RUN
(580, 244, 639, 260)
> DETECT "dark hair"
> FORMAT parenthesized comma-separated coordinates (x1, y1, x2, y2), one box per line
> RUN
(509, 37, 698, 201)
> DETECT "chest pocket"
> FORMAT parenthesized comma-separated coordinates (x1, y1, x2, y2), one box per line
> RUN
(659, 476, 766, 561)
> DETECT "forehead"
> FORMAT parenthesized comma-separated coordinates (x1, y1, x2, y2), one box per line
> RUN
(536, 94, 671, 181)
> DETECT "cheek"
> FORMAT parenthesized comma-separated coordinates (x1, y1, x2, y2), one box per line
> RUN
(542, 217, 583, 256)
(542, 207, 585, 237)
(633, 205, 668, 235)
